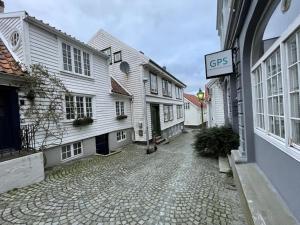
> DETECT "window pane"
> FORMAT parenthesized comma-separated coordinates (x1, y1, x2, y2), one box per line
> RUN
(272, 76, 278, 95)
(274, 117, 280, 136)
(290, 93, 300, 118)
(291, 119, 300, 145)
(65, 96, 75, 120)
(273, 97, 279, 115)
(150, 74, 157, 93)
(62, 43, 72, 71)
(287, 37, 297, 66)
(74, 48, 82, 74)
(289, 65, 299, 91)
(268, 98, 273, 114)
(278, 73, 283, 93)
(116, 102, 120, 116)
(85, 97, 93, 118)
(83, 52, 91, 76)
(280, 118, 285, 139)
(269, 116, 274, 133)
(76, 96, 84, 118)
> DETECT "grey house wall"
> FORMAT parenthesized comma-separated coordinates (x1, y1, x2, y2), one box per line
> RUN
(108, 128, 133, 152)
(44, 137, 96, 168)
(254, 135, 300, 222)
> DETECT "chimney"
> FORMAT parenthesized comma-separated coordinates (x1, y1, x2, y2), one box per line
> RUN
(163, 66, 166, 70)
(0, 1, 4, 13)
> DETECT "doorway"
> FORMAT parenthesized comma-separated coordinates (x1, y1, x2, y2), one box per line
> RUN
(150, 104, 161, 137)
(95, 134, 109, 155)
(0, 86, 21, 151)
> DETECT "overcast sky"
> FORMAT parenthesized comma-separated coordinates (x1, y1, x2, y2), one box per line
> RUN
(6, 0, 220, 94)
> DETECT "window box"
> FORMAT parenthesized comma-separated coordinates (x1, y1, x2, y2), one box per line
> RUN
(116, 115, 128, 120)
(72, 117, 94, 127)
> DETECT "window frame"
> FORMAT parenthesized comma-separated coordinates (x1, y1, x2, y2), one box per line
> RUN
(61, 141, 83, 161)
(116, 101, 125, 116)
(250, 18, 300, 162)
(101, 47, 112, 64)
(117, 130, 126, 142)
(162, 79, 172, 97)
(177, 105, 183, 119)
(175, 86, 182, 99)
(61, 41, 92, 77)
(163, 105, 174, 122)
(65, 95, 94, 120)
(150, 73, 158, 94)
(113, 51, 122, 63)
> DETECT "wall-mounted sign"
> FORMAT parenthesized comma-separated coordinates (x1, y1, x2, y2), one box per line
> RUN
(205, 49, 234, 79)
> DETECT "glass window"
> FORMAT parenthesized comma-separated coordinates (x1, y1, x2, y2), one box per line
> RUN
(62, 43, 72, 71)
(86, 97, 93, 118)
(253, 66, 265, 130)
(116, 101, 125, 116)
(164, 105, 173, 122)
(76, 96, 84, 119)
(102, 47, 112, 63)
(265, 49, 285, 138)
(177, 105, 183, 119)
(117, 131, 126, 141)
(287, 32, 300, 146)
(73, 48, 82, 74)
(73, 142, 82, 156)
(62, 142, 83, 160)
(150, 73, 158, 94)
(65, 95, 75, 120)
(62, 145, 71, 160)
(114, 51, 122, 63)
(10, 31, 20, 49)
(83, 52, 91, 76)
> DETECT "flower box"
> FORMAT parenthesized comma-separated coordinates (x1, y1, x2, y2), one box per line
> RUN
(72, 117, 94, 126)
(116, 115, 128, 120)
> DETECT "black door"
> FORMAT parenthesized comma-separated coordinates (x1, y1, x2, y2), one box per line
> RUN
(95, 134, 109, 155)
(0, 87, 21, 150)
(150, 104, 161, 137)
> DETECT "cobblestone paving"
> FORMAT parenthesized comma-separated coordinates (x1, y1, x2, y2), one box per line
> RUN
(0, 131, 246, 225)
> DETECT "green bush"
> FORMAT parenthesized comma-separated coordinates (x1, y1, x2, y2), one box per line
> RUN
(193, 126, 239, 157)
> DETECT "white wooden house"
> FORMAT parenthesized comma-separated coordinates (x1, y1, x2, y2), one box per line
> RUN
(89, 30, 186, 142)
(183, 93, 207, 127)
(0, 11, 133, 167)
(206, 79, 225, 127)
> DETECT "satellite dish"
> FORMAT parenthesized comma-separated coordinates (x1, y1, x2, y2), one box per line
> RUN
(120, 61, 130, 74)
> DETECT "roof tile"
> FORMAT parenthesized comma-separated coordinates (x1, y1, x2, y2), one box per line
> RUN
(111, 77, 131, 97)
(184, 93, 206, 108)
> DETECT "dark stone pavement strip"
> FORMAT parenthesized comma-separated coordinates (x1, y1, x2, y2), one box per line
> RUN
(0, 131, 246, 225)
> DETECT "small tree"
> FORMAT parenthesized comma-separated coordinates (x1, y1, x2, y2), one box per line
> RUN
(22, 64, 69, 151)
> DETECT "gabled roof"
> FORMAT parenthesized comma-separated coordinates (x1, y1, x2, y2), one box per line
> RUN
(0, 39, 24, 76)
(184, 93, 206, 108)
(111, 77, 131, 97)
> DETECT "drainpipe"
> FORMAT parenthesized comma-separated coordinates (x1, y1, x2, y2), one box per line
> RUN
(143, 78, 150, 152)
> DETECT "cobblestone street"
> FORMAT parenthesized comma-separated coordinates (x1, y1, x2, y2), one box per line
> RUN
(0, 131, 245, 225)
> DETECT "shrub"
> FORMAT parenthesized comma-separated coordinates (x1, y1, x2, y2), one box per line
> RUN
(193, 126, 239, 157)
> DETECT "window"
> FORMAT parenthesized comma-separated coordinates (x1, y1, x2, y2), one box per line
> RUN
(184, 102, 190, 109)
(102, 47, 112, 63)
(65, 95, 93, 120)
(150, 73, 158, 94)
(62, 42, 91, 76)
(266, 49, 284, 138)
(61, 142, 83, 160)
(287, 33, 300, 146)
(253, 66, 265, 129)
(62, 43, 72, 72)
(163, 105, 173, 122)
(177, 105, 183, 119)
(10, 31, 20, 50)
(116, 101, 125, 116)
(65, 95, 75, 120)
(162, 79, 172, 97)
(83, 52, 91, 76)
(73, 48, 82, 74)
(175, 86, 182, 99)
(117, 130, 126, 142)
(114, 51, 122, 63)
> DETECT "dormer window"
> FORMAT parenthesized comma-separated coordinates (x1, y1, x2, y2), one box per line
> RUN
(10, 31, 20, 50)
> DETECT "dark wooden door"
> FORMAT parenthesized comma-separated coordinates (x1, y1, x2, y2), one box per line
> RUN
(95, 134, 109, 155)
(150, 104, 161, 136)
(0, 87, 20, 150)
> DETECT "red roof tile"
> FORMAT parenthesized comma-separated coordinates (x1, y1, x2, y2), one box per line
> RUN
(184, 93, 206, 108)
(0, 39, 24, 76)
(111, 77, 131, 97)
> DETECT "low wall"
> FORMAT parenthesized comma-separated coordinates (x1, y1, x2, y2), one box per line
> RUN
(0, 152, 44, 194)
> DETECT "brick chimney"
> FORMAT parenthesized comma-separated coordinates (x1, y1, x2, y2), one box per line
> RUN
(0, 1, 4, 13)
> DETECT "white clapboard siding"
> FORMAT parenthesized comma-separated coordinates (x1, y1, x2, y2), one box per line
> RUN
(208, 81, 225, 127)
(0, 15, 133, 149)
(89, 30, 184, 141)
(0, 16, 24, 61)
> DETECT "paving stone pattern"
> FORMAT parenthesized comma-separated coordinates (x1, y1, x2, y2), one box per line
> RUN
(0, 131, 246, 225)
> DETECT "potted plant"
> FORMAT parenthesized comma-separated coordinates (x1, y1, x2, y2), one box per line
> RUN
(73, 117, 94, 127)
(116, 115, 128, 120)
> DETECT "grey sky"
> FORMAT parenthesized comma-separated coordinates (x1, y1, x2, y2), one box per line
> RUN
(6, 0, 220, 94)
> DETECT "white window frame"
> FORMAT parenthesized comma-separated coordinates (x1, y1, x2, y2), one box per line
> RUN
(117, 130, 126, 142)
(65, 95, 94, 120)
(251, 15, 300, 162)
(113, 51, 122, 63)
(177, 105, 183, 119)
(61, 141, 83, 161)
(116, 101, 125, 116)
(175, 86, 182, 99)
(163, 105, 174, 122)
(60, 40, 92, 77)
(150, 73, 158, 94)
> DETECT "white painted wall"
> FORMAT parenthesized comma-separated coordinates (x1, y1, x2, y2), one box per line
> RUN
(89, 30, 185, 141)
(0, 13, 133, 150)
(207, 80, 225, 127)
(0, 152, 44, 194)
(184, 99, 207, 126)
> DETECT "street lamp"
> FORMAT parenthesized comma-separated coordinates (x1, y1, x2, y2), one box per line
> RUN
(197, 88, 205, 127)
